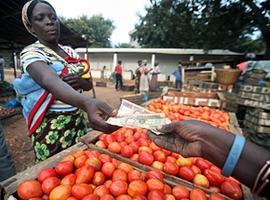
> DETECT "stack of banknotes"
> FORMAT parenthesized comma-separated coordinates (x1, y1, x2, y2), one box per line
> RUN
(106, 100, 171, 135)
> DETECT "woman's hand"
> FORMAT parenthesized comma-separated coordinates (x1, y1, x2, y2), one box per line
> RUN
(84, 98, 119, 133)
(62, 73, 92, 91)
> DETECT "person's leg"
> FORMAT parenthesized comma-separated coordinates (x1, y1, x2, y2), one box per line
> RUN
(175, 80, 179, 89)
(0, 123, 16, 181)
(115, 74, 119, 90)
(119, 75, 123, 89)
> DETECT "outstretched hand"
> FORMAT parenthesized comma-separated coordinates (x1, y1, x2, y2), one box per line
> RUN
(85, 98, 119, 133)
(148, 120, 223, 157)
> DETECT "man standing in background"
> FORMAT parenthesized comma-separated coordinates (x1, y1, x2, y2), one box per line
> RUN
(135, 60, 142, 93)
(0, 55, 5, 83)
(114, 60, 123, 90)
(173, 61, 183, 90)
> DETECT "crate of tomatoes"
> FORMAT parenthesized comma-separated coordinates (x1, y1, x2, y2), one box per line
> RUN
(0, 131, 231, 200)
(146, 98, 242, 134)
(92, 128, 246, 200)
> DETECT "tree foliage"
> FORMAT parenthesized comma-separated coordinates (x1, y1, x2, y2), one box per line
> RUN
(114, 43, 135, 48)
(132, 0, 270, 58)
(61, 15, 115, 48)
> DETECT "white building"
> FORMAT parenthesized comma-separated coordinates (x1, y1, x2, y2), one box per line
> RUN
(75, 48, 243, 80)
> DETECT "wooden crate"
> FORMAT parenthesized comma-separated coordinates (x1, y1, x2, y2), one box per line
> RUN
(237, 85, 270, 110)
(1, 130, 259, 200)
(162, 90, 223, 108)
(120, 91, 162, 105)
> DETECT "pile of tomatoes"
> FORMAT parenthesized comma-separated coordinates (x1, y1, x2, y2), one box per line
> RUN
(16, 149, 225, 200)
(97, 128, 243, 200)
(146, 99, 230, 130)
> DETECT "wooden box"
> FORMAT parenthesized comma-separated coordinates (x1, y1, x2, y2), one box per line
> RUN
(162, 90, 223, 108)
(238, 85, 270, 111)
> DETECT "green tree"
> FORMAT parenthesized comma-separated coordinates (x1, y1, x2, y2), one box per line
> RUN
(114, 43, 135, 48)
(132, 0, 269, 58)
(61, 15, 115, 48)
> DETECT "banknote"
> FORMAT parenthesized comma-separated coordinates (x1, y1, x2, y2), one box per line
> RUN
(106, 114, 171, 134)
(107, 100, 171, 135)
(117, 99, 152, 116)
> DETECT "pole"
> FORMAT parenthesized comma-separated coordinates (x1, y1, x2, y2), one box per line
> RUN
(85, 42, 96, 98)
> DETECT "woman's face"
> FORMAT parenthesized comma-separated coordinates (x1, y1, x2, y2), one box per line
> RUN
(30, 2, 60, 44)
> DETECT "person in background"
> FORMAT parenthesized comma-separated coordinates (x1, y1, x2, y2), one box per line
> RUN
(150, 61, 160, 91)
(0, 122, 16, 181)
(135, 60, 142, 93)
(114, 60, 123, 91)
(101, 65, 106, 80)
(173, 61, 183, 90)
(148, 120, 270, 198)
(13, 0, 117, 162)
(0, 55, 5, 82)
(139, 60, 152, 102)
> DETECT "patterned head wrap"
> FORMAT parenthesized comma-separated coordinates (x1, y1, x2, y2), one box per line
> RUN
(22, 0, 36, 36)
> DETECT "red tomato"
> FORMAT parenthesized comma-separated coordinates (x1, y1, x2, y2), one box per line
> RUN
(100, 194, 114, 200)
(153, 150, 166, 162)
(72, 183, 93, 199)
(55, 161, 74, 176)
(92, 171, 106, 186)
(84, 150, 100, 158)
(195, 159, 211, 171)
(108, 142, 122, 153)
(93, 185, 109, 197)
(220, 181, 243, 200)
(147, 189, 165, 200)
(129, 141, 140, 153)
(163, 184, 171, 194)
(209, 193, 225, 200)
(138, 151, 154, 165)
(151, 161, 164, 170)
(112, 169, 127, 182)
(178, 166, 195, 181)
(146, 178, 164, 191)
(61, 174, 77, 186)
(109, 180, 128, 197)
(95, 141, 106, 148)
(41, 176, 61, 194)
(74, 155, 88, 168)
(190, 165, 201, 175)
(103, 135, 115, 146)
(115, 195, 132, 200)
(49, 185, 72, 200)
(127, 180, 148, 197)
(103, 180, 112, 189)
(145, 170, 164, 181)
(172, 185, 189, 199)
(82, 194, 100, 200)
(99, 154, 111, 163)
(75, 165, 94, 184)
(203, 169, 225, 186)
(121, 146, 134, 157)
(190, 188, 207, 200)
(163, 162, 179, 175)
(101, 162, 115, 178)
(85, 157, 102, 171)
(128, 170, 142, 182)
(38, 168, 57, 183)
(17, 180, 43, 200)
(133, 195, 147, 200)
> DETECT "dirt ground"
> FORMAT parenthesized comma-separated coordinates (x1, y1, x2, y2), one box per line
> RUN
(2, 69, 133, 172)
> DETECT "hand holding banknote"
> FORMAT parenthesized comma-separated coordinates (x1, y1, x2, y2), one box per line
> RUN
(106, 100, 171, 135)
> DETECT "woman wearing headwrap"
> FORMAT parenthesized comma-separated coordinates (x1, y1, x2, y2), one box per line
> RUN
(13, 0, 117, 162)
(139, 60, 152, 102)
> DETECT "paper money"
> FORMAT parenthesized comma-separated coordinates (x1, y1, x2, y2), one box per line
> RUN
(106, 114, 171, 133)
(117, 99, 152, 116)
(106, 100, 171, 135)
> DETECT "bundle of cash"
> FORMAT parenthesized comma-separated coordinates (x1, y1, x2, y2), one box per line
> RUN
(106, 100, 171, 135)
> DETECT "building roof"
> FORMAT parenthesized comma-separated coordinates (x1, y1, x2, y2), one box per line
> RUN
(0, 0, 87, 50)
(76, 48, 243, 56)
